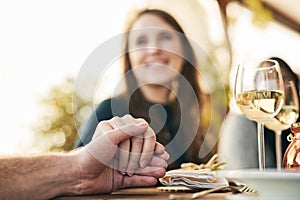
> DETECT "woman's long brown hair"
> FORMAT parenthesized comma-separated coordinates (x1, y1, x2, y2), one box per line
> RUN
(119, 9, 214, 166)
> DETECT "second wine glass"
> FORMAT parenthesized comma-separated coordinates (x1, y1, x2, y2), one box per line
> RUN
(264, 81, 299, 170)
(234, 59, 285, 170)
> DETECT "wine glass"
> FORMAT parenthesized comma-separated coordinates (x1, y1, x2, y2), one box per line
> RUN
(264, 81, 299, 170)
(234, 59, 285, 170)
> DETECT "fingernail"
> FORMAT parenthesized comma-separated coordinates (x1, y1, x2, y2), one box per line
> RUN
(120, 171, 126, 175)
(127, 172, 133, 176)
(140, 160, 147, 168)
(164, 162, 168, 168)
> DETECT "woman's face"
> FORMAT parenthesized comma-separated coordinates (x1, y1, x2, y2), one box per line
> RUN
(128, 13, 184, 85)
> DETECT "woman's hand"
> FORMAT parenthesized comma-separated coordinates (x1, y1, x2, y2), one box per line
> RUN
(75, 115, 169, 195)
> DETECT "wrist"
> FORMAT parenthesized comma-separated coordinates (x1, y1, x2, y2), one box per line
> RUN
(65, 149, 88, 196)
(71, 147, 115, 195)
(68, 148, 101, 195)
(42, 153, 81, 198)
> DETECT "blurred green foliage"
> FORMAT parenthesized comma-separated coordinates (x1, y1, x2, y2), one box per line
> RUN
(32, 77, 92, 152)
(243, 0, 273, 28)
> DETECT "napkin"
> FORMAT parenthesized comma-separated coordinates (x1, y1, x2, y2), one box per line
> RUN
(159, 168, 228, 189)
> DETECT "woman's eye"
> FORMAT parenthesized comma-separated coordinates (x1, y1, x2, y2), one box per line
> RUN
(136, 37, 147, 45)
(159, 32, 172, 41)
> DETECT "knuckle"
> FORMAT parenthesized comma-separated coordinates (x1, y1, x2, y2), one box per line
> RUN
(120, 141, 130, 150)
(123, 114, 133, 119)
(145, 132, 156, 141)
(132, 137, 144, 146)
(136, 117, 146, 122)
(110, 116, 120, 122)
(127, 160, 139, 171)
(98, 120, 105, 126)
(97, 120, 106, 127)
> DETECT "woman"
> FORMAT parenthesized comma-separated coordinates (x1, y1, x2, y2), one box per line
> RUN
(76, 9, 214, 171)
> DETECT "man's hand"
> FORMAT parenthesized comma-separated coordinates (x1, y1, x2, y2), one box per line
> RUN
(94, 114, 167, 175)
(74, 115, 169, 195)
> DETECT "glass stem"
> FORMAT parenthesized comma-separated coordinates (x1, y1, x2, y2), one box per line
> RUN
(275, 130, 282, 170)
(257, 122, 265, 170)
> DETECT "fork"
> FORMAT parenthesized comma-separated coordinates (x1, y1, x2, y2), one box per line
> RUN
(168, 185, 256, 200)
(230, 185, 256, 194)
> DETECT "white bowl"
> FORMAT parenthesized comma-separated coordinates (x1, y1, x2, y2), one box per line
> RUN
(218, 169, 300, 200)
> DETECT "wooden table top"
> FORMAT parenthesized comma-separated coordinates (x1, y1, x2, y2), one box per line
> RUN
(52, 186, 233, 200)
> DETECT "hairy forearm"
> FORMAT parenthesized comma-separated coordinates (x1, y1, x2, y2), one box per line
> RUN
(0, 152, 79, 200)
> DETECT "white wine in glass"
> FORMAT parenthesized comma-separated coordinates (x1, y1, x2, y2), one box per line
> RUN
(264, 81, 299, 170)
(236, 90, 284, 121)
(234, 59, 285, 170)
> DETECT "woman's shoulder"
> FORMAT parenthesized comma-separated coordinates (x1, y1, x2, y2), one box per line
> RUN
(96, 98, 115, 108)
(96, 97, 125, 108)
(95, 97, 128, 117)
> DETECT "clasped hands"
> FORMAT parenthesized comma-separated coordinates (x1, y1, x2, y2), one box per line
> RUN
(75, 114, 169, 195)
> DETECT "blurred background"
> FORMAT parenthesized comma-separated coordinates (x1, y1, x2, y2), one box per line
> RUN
(0, 0, 299, 154)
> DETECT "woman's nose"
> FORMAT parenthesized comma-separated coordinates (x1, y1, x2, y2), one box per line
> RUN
(145, 38, 160, 53)
(146, 46, 160, 54)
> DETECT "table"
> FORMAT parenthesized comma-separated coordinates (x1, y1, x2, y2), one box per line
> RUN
(52, 187, 231, 200)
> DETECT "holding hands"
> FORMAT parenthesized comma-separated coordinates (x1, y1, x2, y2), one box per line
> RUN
(0, 115, 168, 199)
(75, 114, 169, 194)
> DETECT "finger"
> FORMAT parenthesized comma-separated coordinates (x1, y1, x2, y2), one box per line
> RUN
(126, 137, 144, 176)
(154, 142, 165, 155)
(135, 166, 166, 178)
(118, 140, 130, 173)
(148, 155, 168, 168)
(121, 175, 158, 189)
(109, 116, 132, 174)
(122, 114, 148, 125)
(93, 116, 129, 140)
(109, 116, 123, 129)
(139, 127, 156, 168)
(120, 115, 149, 175)
(155, 151, 170, 161)
(92, 120, 114, 140)
(84, 123, 148, 166)
(110, 115, 143, 139)
(104, 122, 148, 145)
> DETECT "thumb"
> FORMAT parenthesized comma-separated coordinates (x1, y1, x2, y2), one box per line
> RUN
(104, 122, 149, 145)
(83, 122, 149, 166)
(121, 175, 158, 188)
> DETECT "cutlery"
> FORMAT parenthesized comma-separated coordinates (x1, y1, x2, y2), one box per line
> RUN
(168, 185, 256, 200)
